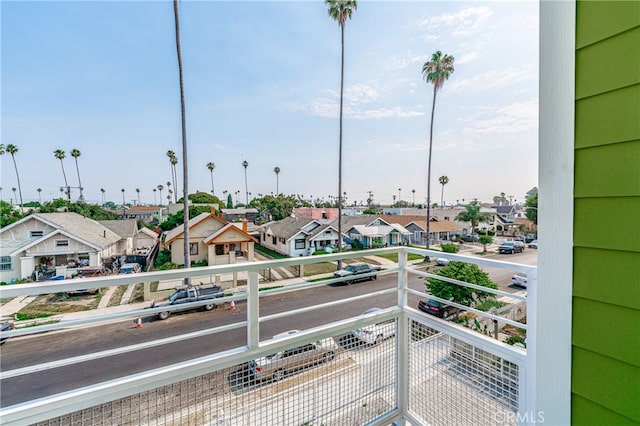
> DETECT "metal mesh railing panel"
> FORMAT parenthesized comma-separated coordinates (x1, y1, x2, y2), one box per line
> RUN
(35, 326, 398, 426)
(407, 318, 519, 426)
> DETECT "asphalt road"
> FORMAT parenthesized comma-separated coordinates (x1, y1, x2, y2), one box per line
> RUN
(0, 251, 536, 407)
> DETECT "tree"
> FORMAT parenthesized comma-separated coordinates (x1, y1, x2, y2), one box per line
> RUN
(411, 189, 416, 206)
(0, 200, 24, 228)
(70, 149, 84, 202)
(135, 188, 141, 205)
(3, 144, 24, 206)
(422, 50, 454, 251)
(100, 188, 106, 205)
(54, 149, 70, 201)
(455, 201, 491, 233)
(493, 192, 508, 206)
(121, 189, 126, 215)
(206, 162, 215, 196)
(166, 150, 178, 202)
(226, 193, 233, 209)
(242, 160, 249, 205)
(37, 188, 42, 204)
(173, 0, 191, 277)
(478, 235, 493, 253)
(274, 166, 280, 195)
(438, 175, 449, 207)
(326, 0, 357, 269)
(425, 262, 497, 306)
(157, 185, 164, 206)
(525, 190, 538, 225)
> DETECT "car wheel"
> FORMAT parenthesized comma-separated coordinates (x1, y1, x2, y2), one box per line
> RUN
(272, 369, 286, 382)
(158, 311, 170, 320)
(346, 280, 353, 285)
(204, 303, 216, 311)
(374, 334, 383, 345)
(371, 275, 377, 281)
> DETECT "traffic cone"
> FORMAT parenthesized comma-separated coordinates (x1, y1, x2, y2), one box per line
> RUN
(229, 300, 236, 311)
(135, 317, 142, 328)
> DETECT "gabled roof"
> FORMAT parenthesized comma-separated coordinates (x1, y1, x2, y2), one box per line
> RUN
(164, 210, 228, 245)
(307, 224, 338, 241)
(262, 217, 318, 240)
(99, 220, 138, 238)
(202, 223, 258, 245)
(493, 205, 516, 215)
(350, 224, 411, 237)
(137, 227, 159, 239)
(331, 215, 390, 230)
(1, 213, 122, 251)
(10, 228, 105, 256)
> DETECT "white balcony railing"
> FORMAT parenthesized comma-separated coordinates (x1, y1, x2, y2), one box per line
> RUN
(0, 247, 535, 425)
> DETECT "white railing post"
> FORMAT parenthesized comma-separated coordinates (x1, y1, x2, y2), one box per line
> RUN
(247, 270, 260, 349)
(397, 247, 409, 424)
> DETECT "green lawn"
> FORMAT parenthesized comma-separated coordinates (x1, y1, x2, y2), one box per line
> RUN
(375, 253, 425, 263)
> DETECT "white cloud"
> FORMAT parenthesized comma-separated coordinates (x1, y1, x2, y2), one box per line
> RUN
(447, 64, 536, 93)
(416, 6, 493, 38)
(460, 99, 538, 135)
(456, 51, 478, 65)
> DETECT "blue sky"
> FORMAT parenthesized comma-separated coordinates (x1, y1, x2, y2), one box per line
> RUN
(1, 0, 538, 207)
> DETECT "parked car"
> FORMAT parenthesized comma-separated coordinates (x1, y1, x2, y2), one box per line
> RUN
(435, 258, 450, 266)
(152, 283, 224, 320)
(499, 241, 524, 254)
(333, 262, 380, 285)
(352, 307, 396, 345)
(248, 330, 337, 381)
(514, 241, 526, 251)
(460, 234, 479, 242)
(1, 321, 14, 344)
(68, 266, 107, 295)
(418, 299, 460, 319)
(528, 240, 538, 249)
(119, 263, 142, 274)
(511, 273, 528, 287)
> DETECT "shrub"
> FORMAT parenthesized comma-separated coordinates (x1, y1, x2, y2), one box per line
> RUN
(159, 262, 178, 270)
(475, 299, 506, 312)
(504, 335, 526, 346)
(441, 243, 459, 253)
(425, 262, 498, 306)
(312, 250, 328, 255)
(155, 249, 172, 267)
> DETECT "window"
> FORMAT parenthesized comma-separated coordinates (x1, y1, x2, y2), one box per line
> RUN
(189, 243, 198, 255)
(215, 245, 224, 255)
(0, 256, 11, 271)
(30, 231, 44, 238)
(272, 236, 277, 245)
(295, 239, 305, 249)
(56, 240, 69, 247)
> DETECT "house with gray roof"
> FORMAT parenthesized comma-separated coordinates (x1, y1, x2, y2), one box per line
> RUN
(260, 217, 340, 256)
(0, 213, 124, 283)
(334, 216, 412, 248)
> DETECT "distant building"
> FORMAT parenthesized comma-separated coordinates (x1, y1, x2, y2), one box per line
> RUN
(293, 208, 339, 221)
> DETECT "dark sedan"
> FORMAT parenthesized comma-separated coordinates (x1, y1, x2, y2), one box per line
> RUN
(1, 321, 15, 344)
(418, 299, 460, 319)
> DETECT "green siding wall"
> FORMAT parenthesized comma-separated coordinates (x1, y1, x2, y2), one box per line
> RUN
(574, 1, 640, 424)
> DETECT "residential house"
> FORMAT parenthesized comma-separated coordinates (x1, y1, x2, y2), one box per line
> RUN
(134, 227, 159, 251)
(163, 209, 257, 266)
(0, 212, 122, 283)
(116, 205, 162, 224)
(377, 215, 461, 245)
(260, 217, 339, 256)
(293, 207, 338, 221)
(337, 215, 412, 248)
(221, 208, 258, 224)
(100, 220, 138, 256)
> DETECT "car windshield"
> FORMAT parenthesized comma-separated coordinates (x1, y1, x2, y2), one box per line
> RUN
(345, 265, 357, 272)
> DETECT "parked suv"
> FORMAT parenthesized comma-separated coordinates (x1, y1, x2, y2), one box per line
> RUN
(352, 307, 396, 345)
(499, 241, 524, 254)
(119, 263, 142, 274)
(248, 331, 337, 382)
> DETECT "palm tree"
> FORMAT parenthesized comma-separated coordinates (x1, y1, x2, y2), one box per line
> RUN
(100, 188, 106, 205)
(135, 188, 141, 205)
(206, 162, 215, 196)
(4, 144, 24, 206)
(157, 185, 164, 206)
(412, 189, 416, 206)
(326, 0, 357, 268)
(121, 189, 126, 216)
(37, 188, 42, 204)
(274, 166, 280, 195)
(70, 149, 84, 202)
(166, 150, 178, 202)
(438, 175, 449, 207)
(166, 181, 172, 201)
(153, 188, 157, 205)
(12, 188, 17, 205)
(422, 50, 454, 250)
(53, 149, 70, 201)
(455, 201, 491, 234)
(242, 160, 249, 205)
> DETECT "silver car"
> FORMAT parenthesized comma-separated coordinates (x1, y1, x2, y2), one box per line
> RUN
(352, 307, 396, 345)
(249, 331, 337, 381)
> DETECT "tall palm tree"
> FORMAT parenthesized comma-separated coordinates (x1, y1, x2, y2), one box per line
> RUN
(70, 149, 84, 201)
(121, 189, 126, 216)
(455, 201, 491, 234)
(274, 166, 280, 195)
(100, 188, 106, 205)
(53, 149, 70, 201)
(173, 0, 190, 275)
(157, 185, 164, 206)
(438, 175, 449, 207)
(37, 188, 42, 204)
(153, 188, 157, 205)
(135, 188, 141, 205)
(206, 162, 215, 196)
(422, 50, 454, 251)
(4, 144, 24, 206)
(412, 189, 416, 206)
(12, 188, 17, 205)
(166, 150, 178, 201)
(241, 161, 249, 204)
(326, 0, 357, 268)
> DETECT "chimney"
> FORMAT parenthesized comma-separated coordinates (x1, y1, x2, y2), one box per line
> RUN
(242, 218, 248, 233)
